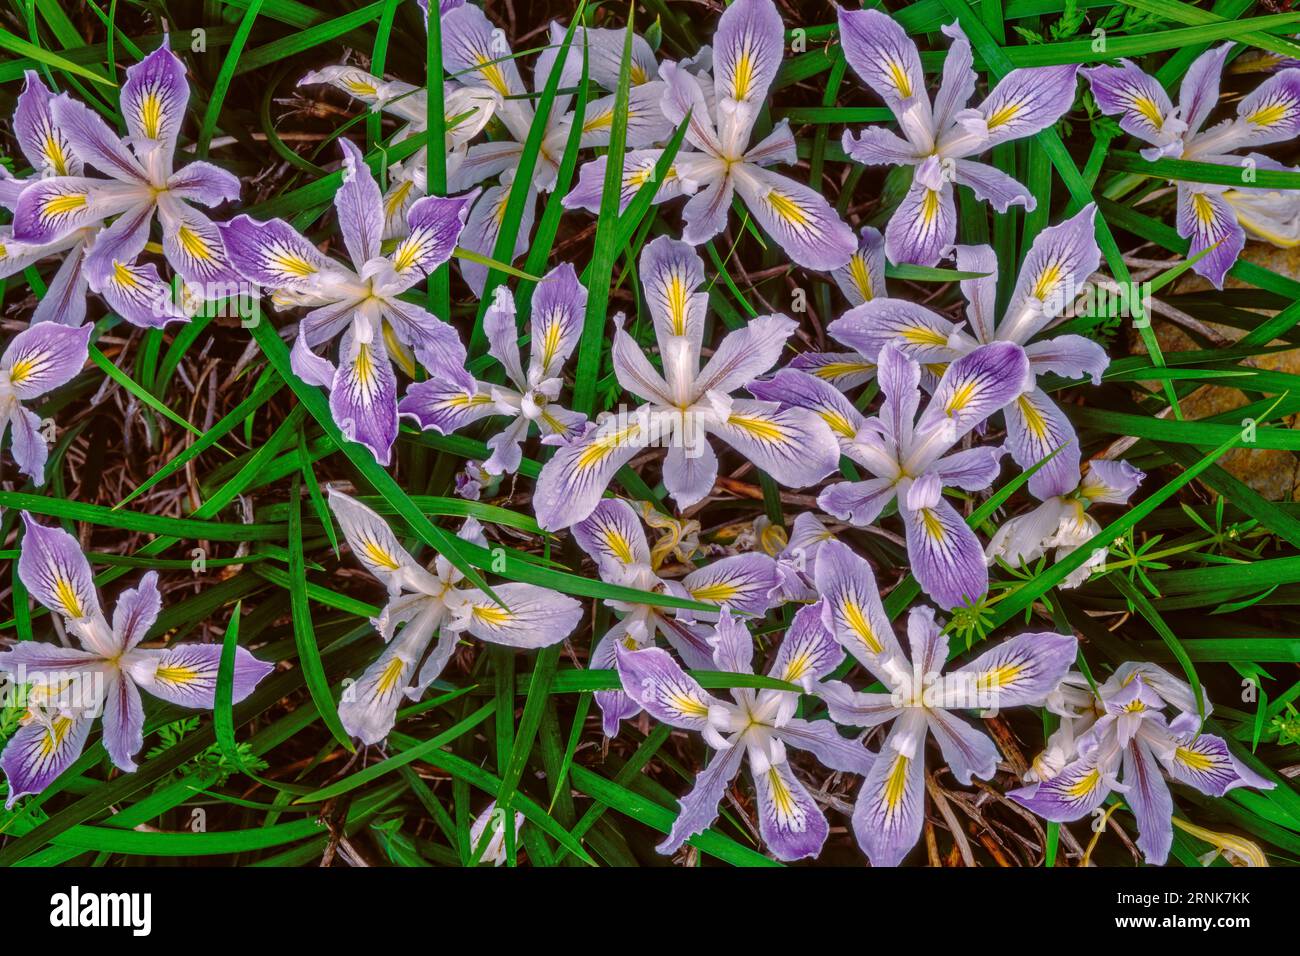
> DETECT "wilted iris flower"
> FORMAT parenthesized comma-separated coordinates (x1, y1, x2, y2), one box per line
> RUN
(832, 204, 1105, 500)
(987, 458, 1144, 588)
(813, 548, 1076, 866)
(327, 489, 582, 744)
(786, 226, 888, 390)
(617, 606, 874, 861)
(1084, 50, 1300, 287)
(221, 140, 475, 465)
(837, 9, 1078, 266)
(469, 800, 525, 865)
(1009, 662, 1274, 865)
(298, 66, 499, 240)
(570, 0, 856, 270)
(534, 236, 841, 530)
(13, 39, 242, 327)
(0, 322, 91, 485)
(0, 514, 273, 805)
(789, 342, 1028, 609)
(443, 3, 671, 290)
(400, 263, 588, 474)
(0, 72, 96, 327)
(572, 498, 779, 736)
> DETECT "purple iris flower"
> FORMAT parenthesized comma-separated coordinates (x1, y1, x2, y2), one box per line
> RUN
(0, 322, 92, 485)
(220, 140, 476, 465)
(567, 0, 857, 271)
(0, 72, 96, 327)
(759, 341, 1029, 610)
(0, 514, 273, 805)
(616, 605, 874, 861)
(399, 262, 588, 475)
(533, 236, 841, 530)
(327, 489, 582, 744)
(830, 204, 1106, 500)
(1084, 48, 1300, 287)
(812, 538, 1077, 865)
(1009, 661, 1274, 865)
(837, 8, 1078, 266)
(12, 39, 242, 327)
(571, 498, 779, 736)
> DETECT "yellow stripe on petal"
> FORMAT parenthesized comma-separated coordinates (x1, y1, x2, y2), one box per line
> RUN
(726, 413, 786, 443)
(177, 225, 213, 262)
(690, 581, 740, 602)
(375, 656, 406, 694)
(986, 102, 1020, 130)
(848, 254, 874, 300)
(474, 56, 512, 98)
(814, 361, 873, 381)
(1018, 395, 1048, 440)
(111, 261, 139, 290)
(1247, 101, 1290, 128)
(976, 662, 1022, 693)
(919, 508, 945, 541)
(768, 190, 809, 227)
(668, 692, 710, 719)
(44, 136, 69, 176)
(155, 663, 200, 685)
(53, 576, 85, 618)
(842, 600, 883, 655)
(385, 180, 414, 220)
(1175, 746, 1215, 772)
(359, 537, 401, 571)
(39, 717, 74, 757)
(919, 188, 941, 225)
(473, 604, 512, 626)
(944, 380, 978, 415)
(272, 252, 318, 278)
(733, 51, 755, 100)
(1031, 262, 1062, 301)
(902, 325, 948, 348)
(1066, 768, 1101, 799)
(1133, 96, 1164, 130)
(576, 422, 641, 471)
(602, 528, 635, 565)
(43, 193, 87, 217)
(1191, 192, 1217, 227)
(886, 59, 913, 99)
(140, 92, 164, 139)
(883, 753, 909, 814)
(820, 409, 857, 439)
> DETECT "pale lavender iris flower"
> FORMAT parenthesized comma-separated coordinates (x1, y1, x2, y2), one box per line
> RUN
(400, 262, 588, 474)
(12, 39, 242, 328)
(0, 323, 92, 485)
(616, 605, 874, 861)
(987, 458, 1144, 588)
(327, 489, 582, 744)
(572, 498, 780, 736)
(1009, 661, 1274, 865)
(568, 0, 857, 271)
(837, 9, 1079, 266)
(1084, 49, 1300, 287)
(220, 140, 476, 465)
(533, 236, 841, 530)
(0, 514, 273, 805)
(762, 341, 1029, 609)
(813, 542, 1076, 865)
(831, 204, 1105, 500)
(442, 4, 672, 290)
(0, 72, 97, 327)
